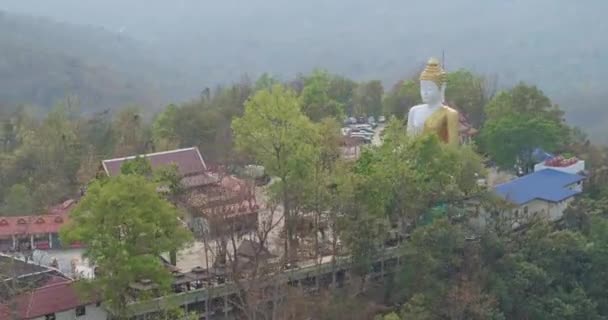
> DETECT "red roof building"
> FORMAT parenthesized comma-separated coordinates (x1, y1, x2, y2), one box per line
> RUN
(0, 200, 78, 251)
(101, 147, 259, 239)
(0, 255, 102, 320)
(102, 147, 207, 177)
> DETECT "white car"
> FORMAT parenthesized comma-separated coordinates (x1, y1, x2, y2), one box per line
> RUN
(351, 124, 373, 130)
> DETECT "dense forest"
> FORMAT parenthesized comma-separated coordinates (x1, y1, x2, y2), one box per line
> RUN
(2, 59, 608, 320)
(3, 69, 604, 319)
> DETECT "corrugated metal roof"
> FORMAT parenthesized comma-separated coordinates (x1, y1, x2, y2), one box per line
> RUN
(493, 169, 585, 205)
(0, 276, 97, 319)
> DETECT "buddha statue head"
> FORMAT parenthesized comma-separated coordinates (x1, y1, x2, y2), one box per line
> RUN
(419, 57, 447, 106)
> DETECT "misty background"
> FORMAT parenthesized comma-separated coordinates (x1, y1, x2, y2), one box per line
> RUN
(0, 0, 606, 142)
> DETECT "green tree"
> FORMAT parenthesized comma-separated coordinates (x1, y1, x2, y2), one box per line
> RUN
(354, 80, 384, 117)
(486, 222, 601, 320)
(480, 114, 562, 171)
(151, 104, 180, 150)
(60, 175, 192, 317)
(300, 69, 345, 121)
(1, 104, 84, 211)
(375, 312, 401, 320)
(395, 218, 502, 320)
(232, 84, 317, 263)
(299, 118, 342, 258)
(2, 184, 34, 215)
(154, 164, 185, 207)
(356, 119, 484, 228)
(80, 109, 115, 158)
(327, 75, 358, 115)
(383, 79, 420, 120)
(485, 83, 564, 123)
(254, 73, 279, 91)
(112, 107, 150, 156)
(120, 156, 153, 177)
(445, 70, 490, 127)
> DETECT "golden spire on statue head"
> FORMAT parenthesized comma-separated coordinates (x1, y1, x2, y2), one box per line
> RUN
(419, 57, 447, 88)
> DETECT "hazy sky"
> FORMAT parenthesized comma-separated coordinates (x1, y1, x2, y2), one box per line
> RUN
(2, 0, 606, 87)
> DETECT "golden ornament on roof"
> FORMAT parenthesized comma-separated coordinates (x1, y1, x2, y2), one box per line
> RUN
(419, 57, 447, 88)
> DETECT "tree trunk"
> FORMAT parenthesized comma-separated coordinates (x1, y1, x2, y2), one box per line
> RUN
(169, 250, 177, 266)
(282, 179, 298, 265)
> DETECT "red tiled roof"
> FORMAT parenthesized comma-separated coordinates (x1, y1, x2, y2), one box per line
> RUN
(102, 147, 207, 177)
(0, 276, 97, 319)
(0, 200, 76, 237)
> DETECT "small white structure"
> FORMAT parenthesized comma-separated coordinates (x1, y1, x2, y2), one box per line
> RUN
(534, 157, 585, 175)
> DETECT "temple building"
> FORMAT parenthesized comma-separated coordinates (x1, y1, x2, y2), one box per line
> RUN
(0, 200, 79, 252)
(101, 147, 259, 239)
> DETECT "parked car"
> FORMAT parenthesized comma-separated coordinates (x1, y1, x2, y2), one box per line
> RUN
(378, 116, 386, 123)
(355, 128, 374, 134)
(350, 133, 373, 142)
(350, 123, 373, 131)
(350, 128, 374, 135)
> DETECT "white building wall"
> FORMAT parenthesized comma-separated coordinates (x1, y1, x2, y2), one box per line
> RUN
(509, 197, 574, 224)
(31, 304, 107, 320)
(534, 160, 585, 175)
(468, 196, 575, 231)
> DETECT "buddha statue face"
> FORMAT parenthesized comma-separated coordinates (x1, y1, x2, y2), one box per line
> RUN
(419, 57, 447, 106)
(420, 80, 442, 105)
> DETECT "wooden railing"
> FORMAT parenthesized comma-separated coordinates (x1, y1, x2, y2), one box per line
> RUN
(124, 245, 402, 317)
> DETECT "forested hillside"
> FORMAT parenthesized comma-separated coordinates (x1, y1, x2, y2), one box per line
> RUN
(0, 12, 193, 111)
(1, 0, 607, 142)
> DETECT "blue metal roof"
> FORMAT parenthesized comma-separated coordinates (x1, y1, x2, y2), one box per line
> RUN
(493, 169, 585, 205)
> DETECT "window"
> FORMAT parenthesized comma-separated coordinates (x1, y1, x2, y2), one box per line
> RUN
(523, 206, 529, 215)
(45, 314, 56, 320)
(514, 209, 519, 219)
(75, 306, 86, 316)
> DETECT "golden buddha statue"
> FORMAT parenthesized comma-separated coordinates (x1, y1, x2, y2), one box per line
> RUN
(406, 58, 460, 146)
